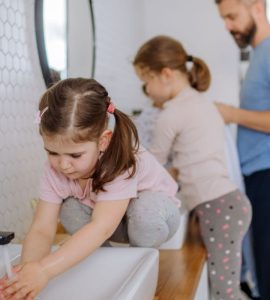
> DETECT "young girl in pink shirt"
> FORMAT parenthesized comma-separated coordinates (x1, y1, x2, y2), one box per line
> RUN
(133, 35, 251, 300)
(0, 78, 180, 299)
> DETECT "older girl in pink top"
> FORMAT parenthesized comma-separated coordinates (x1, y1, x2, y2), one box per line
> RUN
(0, 78, 180, 299)
(133, 35, 251, 300)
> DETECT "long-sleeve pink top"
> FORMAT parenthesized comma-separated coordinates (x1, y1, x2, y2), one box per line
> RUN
(149, 87, 236, 211)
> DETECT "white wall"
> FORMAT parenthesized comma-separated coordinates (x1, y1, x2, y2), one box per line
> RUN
(93, 0, 240, 114)
(93, 0, 146, 113)
(142, 0, 240, 106)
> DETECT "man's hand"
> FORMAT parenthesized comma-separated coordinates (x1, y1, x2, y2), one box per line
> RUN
(215, 102, 237, 124)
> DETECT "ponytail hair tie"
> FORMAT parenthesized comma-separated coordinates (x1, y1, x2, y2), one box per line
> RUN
(187, 55, 193, 62)
(34, 107, 48, 124)
(107, 102, 115, 114)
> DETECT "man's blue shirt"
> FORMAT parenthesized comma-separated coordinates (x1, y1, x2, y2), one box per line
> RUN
(238, 36, 270, 175)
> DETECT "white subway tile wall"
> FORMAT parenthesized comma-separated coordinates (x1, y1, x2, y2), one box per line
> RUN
(0, 0, 46, 242)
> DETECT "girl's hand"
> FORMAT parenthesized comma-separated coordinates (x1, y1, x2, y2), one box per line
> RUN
(215, 102, 237, 124)
(0, 261, 49, 300)
(0, 265, 22, 299)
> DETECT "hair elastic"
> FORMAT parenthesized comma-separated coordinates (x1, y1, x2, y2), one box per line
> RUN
(34, 107, 48, 124)
(107, 102, 115, 114)
(187, 55, 193, 62)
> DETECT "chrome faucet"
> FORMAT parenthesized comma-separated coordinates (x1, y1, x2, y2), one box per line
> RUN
(0, 231, 15, 279)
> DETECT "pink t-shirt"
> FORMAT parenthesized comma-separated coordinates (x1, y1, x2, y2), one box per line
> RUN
(39, 148, 180, 208)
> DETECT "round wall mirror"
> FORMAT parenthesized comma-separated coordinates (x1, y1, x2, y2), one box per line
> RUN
(35, 0, 95, 87)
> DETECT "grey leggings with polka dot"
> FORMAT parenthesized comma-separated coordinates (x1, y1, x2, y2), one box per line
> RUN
(195, 189, 252, 300)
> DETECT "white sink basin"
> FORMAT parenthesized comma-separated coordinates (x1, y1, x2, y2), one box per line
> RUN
(0, 245, 159, 300)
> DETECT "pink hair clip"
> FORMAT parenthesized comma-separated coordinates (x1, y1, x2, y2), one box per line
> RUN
(34, 107, 48, 124)
(107, 102, 115, 114)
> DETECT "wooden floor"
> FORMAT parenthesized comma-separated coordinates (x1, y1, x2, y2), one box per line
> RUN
(154, 215, 206, 300)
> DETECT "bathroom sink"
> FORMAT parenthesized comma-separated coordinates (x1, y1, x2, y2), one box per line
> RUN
(0, 244, 159, 300)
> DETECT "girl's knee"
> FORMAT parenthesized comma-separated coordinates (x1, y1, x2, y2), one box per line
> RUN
(126, 191, 180, 247)
(59, 197, 92, 234)
(127, 216, 170, 247)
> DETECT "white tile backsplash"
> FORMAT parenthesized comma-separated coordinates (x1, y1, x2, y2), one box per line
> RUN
(0, 0, 46, 242)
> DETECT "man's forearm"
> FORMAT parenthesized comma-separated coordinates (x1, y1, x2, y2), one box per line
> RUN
(235, 109, 270, 133)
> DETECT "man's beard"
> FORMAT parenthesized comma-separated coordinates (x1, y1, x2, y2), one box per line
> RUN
(230, 20, 256, 49)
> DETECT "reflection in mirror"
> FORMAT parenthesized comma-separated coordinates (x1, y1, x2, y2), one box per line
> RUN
(35, 0, 95, 87)
(43, 0, 67, 81)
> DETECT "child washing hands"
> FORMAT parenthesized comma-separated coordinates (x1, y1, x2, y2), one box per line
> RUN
(0, 78, 181, 299)
(133, 35, 252, 300)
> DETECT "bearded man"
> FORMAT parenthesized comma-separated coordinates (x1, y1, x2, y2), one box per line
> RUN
(215, 1, 270, 299)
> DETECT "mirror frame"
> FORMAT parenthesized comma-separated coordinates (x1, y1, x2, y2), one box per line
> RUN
(34, 0, 96, 87)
